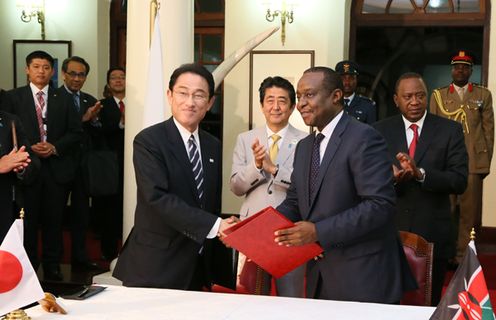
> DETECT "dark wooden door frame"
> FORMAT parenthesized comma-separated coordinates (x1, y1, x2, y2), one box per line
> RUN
(349, 0, 491, 85)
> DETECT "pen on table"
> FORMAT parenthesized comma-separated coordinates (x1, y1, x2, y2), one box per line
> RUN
(78, 286, 90, 297)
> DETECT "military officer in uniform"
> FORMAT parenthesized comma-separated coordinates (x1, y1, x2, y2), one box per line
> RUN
(335, 60, 376, 124)
(429, 51, 494, 265)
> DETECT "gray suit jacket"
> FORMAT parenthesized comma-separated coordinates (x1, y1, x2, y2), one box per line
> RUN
(277, 113, 407, 303)
(230, 125, 307, 219)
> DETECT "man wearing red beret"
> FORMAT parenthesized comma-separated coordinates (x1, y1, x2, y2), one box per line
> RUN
(430, 50, 494, 266)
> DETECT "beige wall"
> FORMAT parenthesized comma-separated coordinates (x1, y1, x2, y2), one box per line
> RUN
(0, 0, 110, 98)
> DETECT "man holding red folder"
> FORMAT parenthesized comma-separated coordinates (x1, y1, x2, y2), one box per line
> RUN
(275, 67, 413, 303)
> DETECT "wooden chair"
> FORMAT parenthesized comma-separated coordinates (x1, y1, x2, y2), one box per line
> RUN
(400, 231, 434, 306)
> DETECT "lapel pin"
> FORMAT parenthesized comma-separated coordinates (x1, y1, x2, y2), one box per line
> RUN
(209, 158, 214, 163)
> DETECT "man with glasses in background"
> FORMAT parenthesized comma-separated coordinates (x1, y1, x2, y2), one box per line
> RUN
(57, 56, 102, 271)
(92, 67, 126, 261)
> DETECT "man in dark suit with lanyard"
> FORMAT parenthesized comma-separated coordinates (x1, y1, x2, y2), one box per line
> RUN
(0, 50, 82, 280)
(274, 66, 413, 303)
(335, 60, 376, 124)
(373, 72, 468, 305)
(113, 63, 237, 290)
(57, 56, 102, 271)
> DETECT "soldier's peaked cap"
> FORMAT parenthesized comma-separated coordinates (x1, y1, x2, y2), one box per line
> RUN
(451, 50, 474, 66)
(335, 60, 359, 75)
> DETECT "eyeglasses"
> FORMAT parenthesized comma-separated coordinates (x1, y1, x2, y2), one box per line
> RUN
(66, 71, 87, 79)
(109, 76, 126, 81)
(173, 90, 208, 104)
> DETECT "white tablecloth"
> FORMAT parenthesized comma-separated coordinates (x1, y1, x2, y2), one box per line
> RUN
(26, 285, 435, 319)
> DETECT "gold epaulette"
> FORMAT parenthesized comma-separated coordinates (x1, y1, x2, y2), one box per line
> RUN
(432, 89, 470, 134)
(472, 83, 488, 89)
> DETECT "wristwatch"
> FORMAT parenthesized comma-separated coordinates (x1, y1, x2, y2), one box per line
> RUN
(416, 167, 426, 182)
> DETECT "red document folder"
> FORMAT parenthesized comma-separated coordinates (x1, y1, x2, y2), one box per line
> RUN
(223, 206, 323, 278)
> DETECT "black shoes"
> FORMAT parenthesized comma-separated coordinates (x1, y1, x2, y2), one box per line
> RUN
(43, 264, 63, 281)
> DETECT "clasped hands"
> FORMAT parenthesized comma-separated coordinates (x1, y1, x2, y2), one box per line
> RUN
(32, 142, 57, 158)
(251, 138, 278, 175)
(0, 146, 31, 173)
(393, 152, 423, 183)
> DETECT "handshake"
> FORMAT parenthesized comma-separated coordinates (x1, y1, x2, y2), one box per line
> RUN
(217, 216, 240, 241)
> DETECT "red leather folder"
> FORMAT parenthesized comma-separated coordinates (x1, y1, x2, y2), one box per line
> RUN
(223, 206, 323, 278)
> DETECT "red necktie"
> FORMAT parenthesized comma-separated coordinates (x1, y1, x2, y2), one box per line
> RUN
(119, 100, 125, 114)
(36, 91, 46, 141)
(409, 124, 419, 159)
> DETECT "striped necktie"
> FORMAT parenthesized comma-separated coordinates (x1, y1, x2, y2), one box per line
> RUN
(188, 135, 204, 200)
(35, 91, 46, 141)
(73, 93, 80, 112)
(309, 133, 325, 199)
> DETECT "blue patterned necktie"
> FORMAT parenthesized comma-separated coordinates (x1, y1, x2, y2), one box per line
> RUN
(309, 133, 325, 199)
(188, 135, 204, 200)
(73, 93, 80, 112)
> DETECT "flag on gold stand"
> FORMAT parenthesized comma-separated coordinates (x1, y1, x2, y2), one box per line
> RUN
(430, 239, 495, 320)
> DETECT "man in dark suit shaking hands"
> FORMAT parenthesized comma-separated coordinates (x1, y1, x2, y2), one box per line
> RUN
(373, 73, 468, 305)
(275, 66, 410, 303)
(113, 63, 237, 290)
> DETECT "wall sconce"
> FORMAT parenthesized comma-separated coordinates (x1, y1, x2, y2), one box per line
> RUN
(265, 0, 294, 46)
(17, 0, 46, 40)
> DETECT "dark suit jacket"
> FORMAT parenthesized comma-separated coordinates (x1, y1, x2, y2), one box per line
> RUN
(56, 86, 98, 157)
(373, 113, 468, 259)
(113, 117, 222, 289)
(277, 113, 405, 303)
(0, 111, 39, 241)
(345, 94, 376, 124)
(0, 85, 82, 185)
(94, 97, 124, 166)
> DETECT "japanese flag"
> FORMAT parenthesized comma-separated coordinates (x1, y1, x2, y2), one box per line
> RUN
(0, 219, 44, 316)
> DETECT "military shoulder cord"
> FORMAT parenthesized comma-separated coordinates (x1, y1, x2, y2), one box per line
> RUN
(433, 89, 470, 134)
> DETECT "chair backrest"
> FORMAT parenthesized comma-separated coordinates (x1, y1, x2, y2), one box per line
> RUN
(399, 231, 434, 306)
